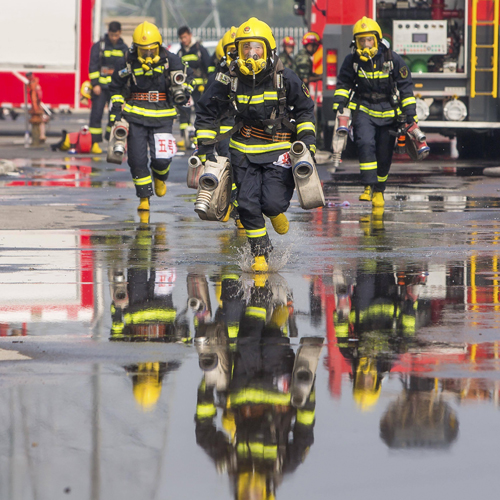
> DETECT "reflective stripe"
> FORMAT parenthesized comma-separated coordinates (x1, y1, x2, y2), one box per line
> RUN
(112, 322, 124, 333)
(310, 144, 317, 154)
(89, 71, 100, 79)
(335, 322, 349, 336)
(357, 70, 389, 79)
(246, 306, 267, 320)
(231, 183, 237, 191)
(334, 88, 350, 98)
(228, 324, 239, 338)
(228, 388, 291, 406)
(154, 67, 162, 73)
(123, 104, 177, 118)
(230, 138, 291, 154)
(89, 127, 102, 134)
(106, 126, 111, 133)
(111, 94, 125, 103)
(180, 123, 190, 130)
(222, 273, 240, 281)
(237, 442, 278, 460)
(348, 102, 357, 110)
(124, 309, 176, 323)
(152, 165, 170, 175)
(377, 174, 388, 182)
(184, 84, 194, 92)
(193, 77, 205, 86)
(98, 76, 112, 84)
(197, 129, 217, 139)
(236, 91, 278, 104)
(246, 227, 267, 238)
(196, 403, 217, 418)
(360, 161, 377, 170)
(109, 114, 116, 121)
(134, 68, 144, 75)
(401, 96, 416, 107)
(103, 49, 124, 57)
(296, 409, 315, 426)
(208, 65, 216, 73)
(133, 176, 153, 186)
(197, 154, 206, 162)
(182, 54, 199, 62)
(359, 105, 396, 118)
(220, 125, 233, 133)
(296, 121, 315, 134)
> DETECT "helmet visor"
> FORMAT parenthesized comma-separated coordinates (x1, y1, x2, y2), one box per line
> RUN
(138, 44, 159, 60)
(225, 43, 236, 61)
(355, 35, 377, 51)
(239, 40, 266, 62)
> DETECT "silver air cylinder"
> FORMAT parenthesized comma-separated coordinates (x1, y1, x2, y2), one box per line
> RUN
(187, 155, 204, 189)
(106, 119, 129, 164)
(194, 156, 232, 221)
(289, 141, 325, 210)
(290, 336, 324, 408)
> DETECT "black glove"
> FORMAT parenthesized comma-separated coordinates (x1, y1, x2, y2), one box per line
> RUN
(206, 152, 216, 163)
(337, 104, 345, 114)
(406, 114, 415, 124)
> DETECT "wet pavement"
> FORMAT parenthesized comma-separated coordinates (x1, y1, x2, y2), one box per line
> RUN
(1, 135, 500, 499)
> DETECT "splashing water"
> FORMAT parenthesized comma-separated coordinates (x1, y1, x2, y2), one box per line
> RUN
(236, 243, 293, 273)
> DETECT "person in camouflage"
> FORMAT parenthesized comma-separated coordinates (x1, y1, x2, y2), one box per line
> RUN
(294, 31, 322, 86)
(278, 36, 295, 70)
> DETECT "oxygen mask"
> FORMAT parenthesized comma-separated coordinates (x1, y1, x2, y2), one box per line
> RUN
(137, 44, 160, 71)
(355, 35, 378, 61)
(237, 40, 267, 76)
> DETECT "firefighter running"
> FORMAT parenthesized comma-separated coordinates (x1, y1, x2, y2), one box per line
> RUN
(333, 17, 418, 208)
(88, 21, 128, 153)
(195, 18, 317, 273)
(109, 21, 194, 212)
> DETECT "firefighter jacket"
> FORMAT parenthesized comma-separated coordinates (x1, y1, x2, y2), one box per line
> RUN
(195, 64, 316, 164)
(278, 51, 294, 70)
(177, 40, 213, 88)
(333, 45, 417, 125)
(109, 47, 195, 128)
(89, 34, 128, 89)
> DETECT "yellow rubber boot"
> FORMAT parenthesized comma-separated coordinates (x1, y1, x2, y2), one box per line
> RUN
(137, 197, 150, 211)
(138, 211, 150, 224)
(359, 186, 373, 202)
(91, 143, 103, 154)
(253, 273, 268, 287)
(154, 178, 167, 197)
(251, 255, 268, 273)
(177, 139, 185, 150)
(235, 218, 245, 230)
(270, 213, 289, 235)
(372, 191, 385, 208)
(221, 205, 232, 223)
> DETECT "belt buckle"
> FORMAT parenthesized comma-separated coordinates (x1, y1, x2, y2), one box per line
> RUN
(148, 91, 159, 102)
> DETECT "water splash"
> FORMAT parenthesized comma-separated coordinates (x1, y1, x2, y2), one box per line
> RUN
(236, 243, 293, 273)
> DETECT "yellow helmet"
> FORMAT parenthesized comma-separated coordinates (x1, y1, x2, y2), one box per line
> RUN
(235, 18, 276, 75)
(222, 26, 237, 61)
(352, 17, 382, 61)
(80, 80, 92, 100)
(133, 21, 162, 69)
(353, 357, 382, 411)
(132, 362, 162, 411)
(215, 39, 224, 62)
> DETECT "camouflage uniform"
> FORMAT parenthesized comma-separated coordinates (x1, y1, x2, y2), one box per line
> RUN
(293, 48, 313, 83)
(278, 51, 294, 70)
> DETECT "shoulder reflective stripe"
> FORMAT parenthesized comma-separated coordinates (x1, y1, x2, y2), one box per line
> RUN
(99, 76, 112, 84)
(196, 129, 217, 139)
(123, 104, 177, 118)
(228, 324, 239, 338)
(377, 174, 388, 182)
(229, 139, 291, 154)
(111, 95, 125, 103)
(196, 403, 217, 418)
(89, 71, 100, 79)
(334, 88, 350, 98)
(296, 409, 315, 426)
(359, 105, 396, 118)
(220, 125, 233, 133)
(89, 127, 102, 134)
(357, 70, 389, 79)
(360, 161, 377, 170)
(245, 306, 267, 320)
(228, 388, 291, 406)
(236, 442, 278, 459)
(245, 227, 267, 238)
(152, 165, 171, 175)
(401, 96, 416, 107)
(296, 122, 315, 134)
(182, 54, 199, 62)
(132, 176, 153, 186)
(124, 309, 176, 323)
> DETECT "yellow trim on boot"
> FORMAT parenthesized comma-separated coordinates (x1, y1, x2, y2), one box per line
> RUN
(251, 255, 268, 273)
(154, 178, 167, 197)
(372, 191, 385, 208)
(91, 143, 103, 154)
(138, 197, 150, 211)
(270, 213, 289, 235)
(359, 186, 373, 202)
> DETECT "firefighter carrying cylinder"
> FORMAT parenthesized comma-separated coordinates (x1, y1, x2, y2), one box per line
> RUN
(187, 155, 204, 189)
(289, 141, 325, 210)
(290, 336, 324, 408)
(107, 119, 129, 164)
(194, 156, 232, 221)
(332, 108, 351, 168)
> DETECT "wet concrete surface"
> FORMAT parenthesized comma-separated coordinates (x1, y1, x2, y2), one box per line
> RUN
(1, 133, 500, 499)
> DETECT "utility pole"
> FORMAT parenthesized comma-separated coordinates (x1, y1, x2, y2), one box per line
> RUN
(160, 0, 168, 35)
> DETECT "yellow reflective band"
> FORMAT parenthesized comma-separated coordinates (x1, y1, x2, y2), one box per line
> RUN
(152, 165, 171, 175)
(184, 84, 194, 93)
(228, 324, 239, 338)
(197, 154, 207, 162)
(196, 129, 217, 139)
(246, 306, 267, 320)
(106, 126, 112, 133)
(196, 403, 217, 418)
(89, 127, 102, 134)
(193, 77, 205, 85)
(246, 227, 267, 238)
(208, 66, 216, 73)
(348, 102, 357, 110)
(231, 183, 237, 191)
(334, 88, 350, 98)
(357, 70, 389, 79)
(98, 76, 112, 84)
(310, 144, 317, 153)
(180, 123, 189, 130)
(335, 322, 349, 336)
(111, 94, 125, 103)
(133, 175, 153, 186)
(182, 54, 199, 62)
(228, 388, 291, 407)
(112, 322, 124, 333)
(134, 68, 144, 75)
(154, 67, 162, 73)
(402, 315, 416, 330)
(236, 91, 278, 105)
(124, 309, 177, 323)
(222, 274, 240, 281)
(368, 304, 395, 316)
(220, 125, 233, 133)
(377, 174, 388, 182)
(123, 104, 177, 118)
(111, 305, 116, 314)
(296, 409, 315, 426)
(360, 161, 377, 170)
(230, 139, 291, 154)
(111, 333, 124, 339)
(110, 114, 116, 121)
(89, 71, 100, 79)
(237, 442, 278, 460)
(296, 122, 315, 134)
(103, 49, 124, 57)
(401, 96, 416, 107)
(359, 105, 396, 118)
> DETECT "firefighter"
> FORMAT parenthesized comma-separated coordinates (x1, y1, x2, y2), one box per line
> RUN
(195, 18, 316, 272)
(332, 17, 418, 208)
(108, 21, 194, 212)
(177, 26, 214, 149)
(294, 31, 322, 85)
(278, 36, 296, 69)
(88, 21, 128, 153)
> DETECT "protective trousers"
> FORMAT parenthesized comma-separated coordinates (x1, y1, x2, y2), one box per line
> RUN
(127, 122, 174, 198)
(233, 155, 295, 257)
(89, 88, 111, 144)
(353, 111, 396, 192)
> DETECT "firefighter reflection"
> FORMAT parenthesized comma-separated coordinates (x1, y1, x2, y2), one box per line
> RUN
(108, 218, 185, 411)
(194, 274, 322, 500)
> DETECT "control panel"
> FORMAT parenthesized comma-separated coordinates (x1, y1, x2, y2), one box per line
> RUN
(392, 20, 448, 55)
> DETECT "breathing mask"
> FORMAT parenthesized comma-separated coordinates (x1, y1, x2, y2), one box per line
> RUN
(237, 40, 267, 76)
(137, 43, 160, 71)
(355, 34, 378, 61)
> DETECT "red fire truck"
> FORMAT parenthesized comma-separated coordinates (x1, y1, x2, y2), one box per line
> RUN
(0, 0, 96, 110)
(294, 0, 500, 157)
